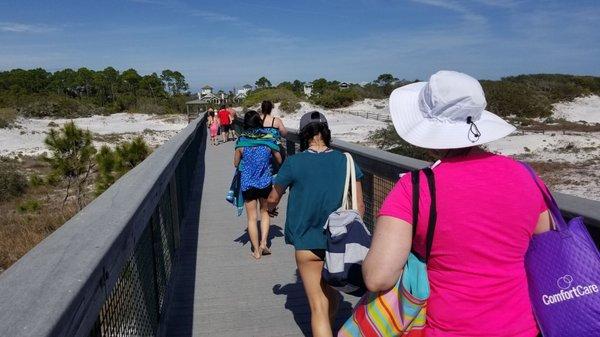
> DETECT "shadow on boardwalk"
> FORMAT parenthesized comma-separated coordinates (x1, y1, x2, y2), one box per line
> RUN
(161, 137, 207, 337)
(233, 224, 284, 249)
(273, 270, 355, 336)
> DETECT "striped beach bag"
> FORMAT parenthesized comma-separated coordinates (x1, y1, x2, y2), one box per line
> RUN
(339, 168, 437, 337)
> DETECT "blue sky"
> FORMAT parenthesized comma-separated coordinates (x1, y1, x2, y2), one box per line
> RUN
(1, 0, 599, 91)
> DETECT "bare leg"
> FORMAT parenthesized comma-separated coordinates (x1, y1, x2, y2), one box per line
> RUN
(258, 198, 271, 254)
(245, 199, 261, 259)
(222, 128, 228, 143)
(296, 250, 338, 337)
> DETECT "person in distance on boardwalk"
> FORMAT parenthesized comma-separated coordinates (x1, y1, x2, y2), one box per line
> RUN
(218, 104, 232, 143)
(260, 100, 288, 137)
(259, 100, 288, 172)
(234, 110, 282, 259)
(267, 111, 365, 337)
(227, 105, 238, 140)
(207, 108, 219, 146)
(362, 71, 552, 337)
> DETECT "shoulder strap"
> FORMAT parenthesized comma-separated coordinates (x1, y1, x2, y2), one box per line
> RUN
(411, 170, 420, 239)
(422, 168, 437, 261)
(519, 162, 566, 230)
(271, 117, 275, 127)
(341, 153, 358, 210)
(410, 168, 437, 262)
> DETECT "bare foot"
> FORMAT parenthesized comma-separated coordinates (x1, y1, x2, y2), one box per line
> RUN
(252, 247, 262, 260)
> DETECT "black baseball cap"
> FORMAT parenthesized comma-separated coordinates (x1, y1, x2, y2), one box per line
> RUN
(299, 111, 328, 131)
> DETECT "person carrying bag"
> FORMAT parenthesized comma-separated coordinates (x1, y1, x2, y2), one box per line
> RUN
(521, 163, 600, 337)
(338, 168, 436, 337)
(323, 153, 372, 297)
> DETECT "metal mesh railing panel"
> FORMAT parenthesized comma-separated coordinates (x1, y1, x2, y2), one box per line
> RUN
(361, 172, 396, 232)
(89, 120, 206, 337)
(153, 189, 175, 313)
(90, 225, 159, 337)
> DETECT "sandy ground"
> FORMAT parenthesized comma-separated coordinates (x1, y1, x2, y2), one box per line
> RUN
(2, 94, 599, 200)
(553, 95, 600, 123)
(0, 113, 188, 157)
(271, 102, 387, 144)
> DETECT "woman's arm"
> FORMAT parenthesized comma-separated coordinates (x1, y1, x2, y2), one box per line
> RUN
(355, 181, 365, 218)
(534, 210, 552, 234)
(272, 150, 283, 165)
(275, 118, 288, 137)
(233, 148, 242, 168)
(267, 184, 285, 209)
(362, 216, 412, 292)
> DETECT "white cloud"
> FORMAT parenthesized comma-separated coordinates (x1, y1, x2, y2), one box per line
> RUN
(188, 10, 240, 23)
(408, 0, 487, 26)
(0, 22, 58, 34)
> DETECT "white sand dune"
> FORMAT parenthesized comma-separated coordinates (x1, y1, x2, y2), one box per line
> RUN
(553, 95, 600, 124)
(0, 113, 188, 157)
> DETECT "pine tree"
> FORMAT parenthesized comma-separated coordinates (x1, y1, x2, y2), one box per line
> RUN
(114, 136, 150, 174)
(94, 145, 116, 195)
(94, 136, 150, 195)
(44, 122, 96, 210)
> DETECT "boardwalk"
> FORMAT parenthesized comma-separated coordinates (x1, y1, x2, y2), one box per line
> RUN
(163, 138, 358, 337)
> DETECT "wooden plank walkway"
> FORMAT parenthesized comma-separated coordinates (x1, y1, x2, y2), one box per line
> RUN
(163, 137, 358, 337)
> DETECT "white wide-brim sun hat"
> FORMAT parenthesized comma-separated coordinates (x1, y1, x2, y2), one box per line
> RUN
(389, 70, 516, 149)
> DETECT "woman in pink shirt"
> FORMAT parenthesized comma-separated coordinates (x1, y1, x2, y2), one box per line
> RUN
(363, 71, 551, 337)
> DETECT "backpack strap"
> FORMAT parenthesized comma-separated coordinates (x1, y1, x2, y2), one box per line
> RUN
(411, 170, 420, 239)
(422, 168, 437, 261)
(410, 168, 437, 262)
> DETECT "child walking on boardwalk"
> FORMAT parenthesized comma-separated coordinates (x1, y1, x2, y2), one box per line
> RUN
(207, 108, 219, 146)
(234, 110, 282, 259)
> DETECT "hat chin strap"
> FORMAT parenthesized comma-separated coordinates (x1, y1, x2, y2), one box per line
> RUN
(467, 116, 482, 142)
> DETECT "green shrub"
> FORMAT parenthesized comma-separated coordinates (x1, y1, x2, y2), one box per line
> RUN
(280, 99, 301, 113)
(0, 162, 28, 201)
(0, 108, 17, 128)
(481, 80, 552, 118)
(17, 199, 40, 213)
(18, 95, 98, 118)
(163, 95, 189, 114)
(369, 123, 436, 162)
(29, 174, 45, 187)
(242, 88, 300, 114)
(131, 97, 166, 115)
(46, 172, 61, 186)
(312, 89, 361, 109)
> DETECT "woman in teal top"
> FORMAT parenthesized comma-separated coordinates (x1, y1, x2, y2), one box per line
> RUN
(267, 111, 365, 337)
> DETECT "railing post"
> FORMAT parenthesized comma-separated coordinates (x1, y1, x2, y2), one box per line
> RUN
(362, 173, 375, 230)
(286, 138, 296, 156)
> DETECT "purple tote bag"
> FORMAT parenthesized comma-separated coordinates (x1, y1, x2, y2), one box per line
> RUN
(522, 163, 600, 337)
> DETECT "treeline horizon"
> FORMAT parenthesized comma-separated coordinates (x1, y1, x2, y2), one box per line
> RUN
(0, 67, 191, 118)
(244, 73, 600, 118)
(1, 67, 600, 120)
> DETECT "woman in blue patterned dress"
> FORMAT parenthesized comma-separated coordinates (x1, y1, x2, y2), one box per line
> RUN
(234, 110, 282, 259)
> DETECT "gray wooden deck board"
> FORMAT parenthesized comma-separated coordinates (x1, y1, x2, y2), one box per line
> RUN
(162, 138, 357, 337)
